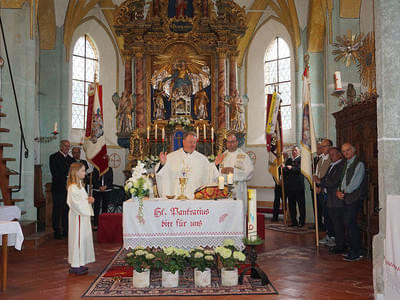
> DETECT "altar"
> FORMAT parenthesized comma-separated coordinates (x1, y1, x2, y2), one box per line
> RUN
(123, 198, 244, 250)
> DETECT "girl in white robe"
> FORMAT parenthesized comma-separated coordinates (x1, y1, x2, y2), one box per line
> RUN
(67, 162, 95, 275)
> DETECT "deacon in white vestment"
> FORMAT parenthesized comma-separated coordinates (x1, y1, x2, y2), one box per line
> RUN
(67, 184, 95, 268)
(156, 131, 224, 199)
(220, 133, 254, 220)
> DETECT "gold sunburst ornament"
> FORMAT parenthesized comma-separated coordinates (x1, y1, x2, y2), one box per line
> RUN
(358, 32, 376, 95)
(332, 31, 363, 67)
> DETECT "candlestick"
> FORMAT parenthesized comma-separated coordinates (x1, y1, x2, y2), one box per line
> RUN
(155, 124, 158, 140)
(147, 126, 150, 140)
(227, 172, 233, 185)
(203, 124, 206, 139)
(211, 127, 214, 142)
(218, 176, 224, 190)
(162, 127, 165, 140)
(247, 189, 258, 241)
(334, 71, 342, 90)
(196, 126, 199, 140)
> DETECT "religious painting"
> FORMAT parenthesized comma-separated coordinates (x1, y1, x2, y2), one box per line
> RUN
(168, 0, 194, 18)
(150, 44, 212, 122)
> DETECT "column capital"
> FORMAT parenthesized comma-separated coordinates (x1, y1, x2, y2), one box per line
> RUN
(217, 48, 228, 59)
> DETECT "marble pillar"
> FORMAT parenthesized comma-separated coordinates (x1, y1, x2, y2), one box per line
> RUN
(218, 52, 226, 129)
(229, 54, 237, 96)
(373, 1, 400, 299)
(124, 55, 132, 95)
(135, 53, 145, 129)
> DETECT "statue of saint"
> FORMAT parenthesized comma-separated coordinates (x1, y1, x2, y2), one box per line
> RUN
(175, 0, 187, 18)
(153, 83, 166, 120)
(193, 81, 209, 120)
(162, 60, 192, 99)
(112, 91, 135, 136)
(229, 89, 246, 132)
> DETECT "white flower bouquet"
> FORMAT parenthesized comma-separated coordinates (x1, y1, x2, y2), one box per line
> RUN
(215, 239, 246, 270)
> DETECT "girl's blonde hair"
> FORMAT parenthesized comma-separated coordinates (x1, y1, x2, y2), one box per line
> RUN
(67, 162, 85, 189)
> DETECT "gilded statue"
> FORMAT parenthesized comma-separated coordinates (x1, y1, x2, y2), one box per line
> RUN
(162, 60, 192, 99)
(112, 91, 135, 136)
(228, 89, 246, 132)
(193, 81, 209, 119)
(153, 82, 166, 120)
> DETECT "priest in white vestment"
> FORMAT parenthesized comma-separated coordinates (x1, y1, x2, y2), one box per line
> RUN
(220, 133, 254, 223)
(156, 131, 224, 198)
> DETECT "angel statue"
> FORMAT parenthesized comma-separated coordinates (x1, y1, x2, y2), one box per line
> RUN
(228, 89, 248, 133)
(153, 88, 166, 120)
(112, 91, 135, 137)
(193, 81, 209, 120)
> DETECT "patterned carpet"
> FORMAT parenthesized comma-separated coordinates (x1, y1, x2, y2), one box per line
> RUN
(265, 223, 316, 234)
(82, 248, 278, 298)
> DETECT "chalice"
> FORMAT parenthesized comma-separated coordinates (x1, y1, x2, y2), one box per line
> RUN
(177, 177, 188, 200)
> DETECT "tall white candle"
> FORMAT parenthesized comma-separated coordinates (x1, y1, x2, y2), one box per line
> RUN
(196, 126, 199, 140)
(227, 173, 233, 185)
(162, 128, 165, 140)
(211, 127, 214, 142)
(54, 122, 58, 132)
(247, 189, 258, 241)
(334, 71, 342, 90)
(218, 176, 224, 190)
(155, 124, 158, 140)
(147, 126, 150, 139)
(203, 124, 206, 139)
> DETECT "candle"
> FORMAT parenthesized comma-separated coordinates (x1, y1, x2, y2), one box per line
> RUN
(211, 127, 214, 142)
(162, 127, 165, 141)
(54, 122, 58, 132)
(227, 172, 233, 185)
(155, 124, 158, 140)
(334, 71, 342, 90)
(247, 189, 258, 241)
(196, 126, 199, 140)
(203, 124, 206, 140)
(147, 126, 150, 140)
(218, 176, 224, 190)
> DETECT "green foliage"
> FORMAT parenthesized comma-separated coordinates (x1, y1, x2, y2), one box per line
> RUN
(125, 247, 156, 273)
(215, 239, 246, 270)
(189, 247, 216, 272)
(153, 247, 190, 274)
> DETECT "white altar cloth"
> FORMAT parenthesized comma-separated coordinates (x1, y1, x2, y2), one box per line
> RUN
(0, 206, 21, 221)
(123, 198, 244, 250)
(0, 221, 24, 250)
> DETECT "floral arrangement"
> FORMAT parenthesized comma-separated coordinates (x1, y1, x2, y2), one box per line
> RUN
(190, 247, 216, 272)
(207, 154, 215, 162)
(124, 161, 153, 224)
(168, 116, 191, 127)
(215, 239, 246, 270)
(125, 246, 156, 273)
(153, 247, 191, 274)
(143, 155, 160, 169)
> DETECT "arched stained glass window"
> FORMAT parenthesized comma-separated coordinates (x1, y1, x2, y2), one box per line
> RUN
(264, 37, 291, 129)
(71, 35, 99, 129)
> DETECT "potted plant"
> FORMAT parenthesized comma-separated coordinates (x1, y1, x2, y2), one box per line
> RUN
(154, 247, 190, 288)
(124, 161, 153, 224)
(190, 247, 216, 287)
(215, 240, 246, 286)
(125, 246, 155, 288)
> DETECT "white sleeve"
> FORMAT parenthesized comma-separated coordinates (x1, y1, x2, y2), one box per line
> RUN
(234, 153, 254, 182)
(67, 185, 92, 216)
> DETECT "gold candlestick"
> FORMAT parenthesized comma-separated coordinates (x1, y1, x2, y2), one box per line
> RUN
(177, 177, 188, 200)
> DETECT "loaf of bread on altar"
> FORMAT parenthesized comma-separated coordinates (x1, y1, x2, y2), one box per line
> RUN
(194, 185, 230, 200)
(155, 132, 224, 199)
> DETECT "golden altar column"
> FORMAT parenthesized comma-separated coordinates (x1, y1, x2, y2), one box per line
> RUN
(135, 51, 145, 129)
(124, 53, 132, 95)
(217, 50, 227, 129)
(229, 53, 238, 96)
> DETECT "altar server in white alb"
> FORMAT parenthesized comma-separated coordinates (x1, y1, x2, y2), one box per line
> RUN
(67, 162, 95, 275)
(220, 133, 254, 213)
(156, 131, 224, 198)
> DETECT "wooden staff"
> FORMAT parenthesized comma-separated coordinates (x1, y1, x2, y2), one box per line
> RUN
(312, 157, 319, 249)
(89, 173, 93, 197)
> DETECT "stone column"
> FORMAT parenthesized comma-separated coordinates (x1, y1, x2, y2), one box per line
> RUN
(217, 50, 226, 129)
(135, 52, 145, 129)
(229, 53, 237, 96)
(124, 54, 132, 95)
(373, 1, 400, 299)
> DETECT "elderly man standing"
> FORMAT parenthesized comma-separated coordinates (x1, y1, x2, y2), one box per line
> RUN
(336, 143, 367, 261)
(50, 140, 74, 239)
(284, 145, 305, 227)
(220, 133, 254, 222)
(156, 131, 224, 199)
(71, 146, 89, 170)
(313, 139, 333, 242)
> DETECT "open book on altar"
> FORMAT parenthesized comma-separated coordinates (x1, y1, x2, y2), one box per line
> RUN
(194, 185, 231, 200)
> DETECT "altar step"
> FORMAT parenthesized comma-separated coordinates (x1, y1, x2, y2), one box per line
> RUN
(19, 220, 53, 249)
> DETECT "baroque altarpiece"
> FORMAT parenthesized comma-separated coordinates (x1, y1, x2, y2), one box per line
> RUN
(113, 0, 247, 168)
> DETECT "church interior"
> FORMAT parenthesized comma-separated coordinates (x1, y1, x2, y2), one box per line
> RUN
(0, 0, 398, 299)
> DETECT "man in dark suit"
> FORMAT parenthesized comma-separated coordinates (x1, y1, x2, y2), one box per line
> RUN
(316, 147, 346, 253)
(92, 155, 113, 230)
(71, 146, 89, 170)
(284, 145, 305, 227)
(49, 139, 74, 239)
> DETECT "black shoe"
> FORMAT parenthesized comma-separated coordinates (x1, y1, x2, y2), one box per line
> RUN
(288, 223, 298, 227)
(328, 247, 345, 254)
(298, 223, 305, 228)
(343, 254, 363, 262)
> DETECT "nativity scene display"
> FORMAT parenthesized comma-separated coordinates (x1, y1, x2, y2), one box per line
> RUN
(151, 44, 211, 121)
